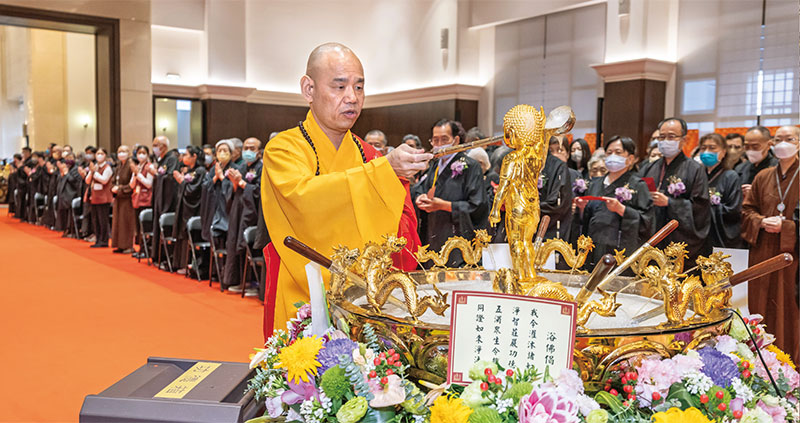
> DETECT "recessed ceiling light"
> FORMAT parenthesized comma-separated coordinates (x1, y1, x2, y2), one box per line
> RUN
(166, 73, 181, 81)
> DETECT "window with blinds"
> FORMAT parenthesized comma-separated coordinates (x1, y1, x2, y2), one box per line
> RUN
(677, 0, 799, 131)
(493, 3, 606, 139)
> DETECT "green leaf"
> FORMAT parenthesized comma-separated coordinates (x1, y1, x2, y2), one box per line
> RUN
(665, 383, 700, 409)
(594, 391, 626, 414)
(361, 406, 397, 423)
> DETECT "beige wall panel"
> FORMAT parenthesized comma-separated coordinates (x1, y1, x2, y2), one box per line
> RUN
(65, 32, 96, 151)
(120, 88, 151, 147)
(28, 29, 66, 149)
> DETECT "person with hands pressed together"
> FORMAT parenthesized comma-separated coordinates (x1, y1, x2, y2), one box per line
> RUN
(737, 126, 778, 199)
(149, 136, 180, 266)
(171, 146, 207, 272)
(575, 136, 653, 272)
(638, 117, 710, 269)
(697, 133, 742, 249)
(84, 147, 113, 248)
(200, 139, 238, 278)
(111, 145, 135, 253)
(741, 125, 800, 363)
(412, 118, 489, 267)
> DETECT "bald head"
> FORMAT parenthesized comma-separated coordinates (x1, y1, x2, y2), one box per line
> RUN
(305, 42, 362, 80)
(777, 125, 800, 139)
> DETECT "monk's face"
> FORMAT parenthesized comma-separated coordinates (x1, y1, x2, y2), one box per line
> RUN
(303, 51, 365, 137)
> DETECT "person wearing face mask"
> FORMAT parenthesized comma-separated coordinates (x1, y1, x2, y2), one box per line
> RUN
(77, 146, 98, 240)
(171, 145, 208, 274)
(26, 151, 47, 224)
(56, 152, 81, 235)
(200, 139, 238, 282)
(697, 133, 742, 250)
(224, 137, 264, 294)
(568, 138, 591, 179)
(202, 144, 215, 170)
(575, 136, 654, 272)
(111, 145, 135, 254)
(742, 125, 800, 364)
(42, 145, 63, 229)
(130, 145, 154, 258)
(412, 118, 489, 268)
(84, 147, 113, 248)
(638, 117, 710, 270)
(149, 135, 180, 268)
(537, 136, 574, 242)
(736, 126, 778, 199)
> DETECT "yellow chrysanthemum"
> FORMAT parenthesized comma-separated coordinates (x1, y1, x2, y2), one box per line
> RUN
(767, 345, 796, 369)
(652, 407, 712, 423)
(273, 336, 323, 384)
(430, 394, 473, 423)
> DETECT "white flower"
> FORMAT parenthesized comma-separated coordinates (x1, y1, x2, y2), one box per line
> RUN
(731, 377, 754, 403)
(740, 406, 772, 423)
(715, 335, 739, 355)
(684, 370, 713, 395)
(490, 397, 514, 414)
(249, 349, 267, 369)
(737, 343, 756, 362)
(576, 394, 600, 416)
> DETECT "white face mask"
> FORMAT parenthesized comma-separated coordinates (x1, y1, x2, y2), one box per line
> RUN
(657, 140, 682, 159)
(96, 153, 106, 163)
(773, 141, 798, 159)
(604, 154, 628, 173)
(571, 151, 583, 164)
(137, 153, 148, 162)
(745, 149, 764, 163)
(117, 152, 128, 161)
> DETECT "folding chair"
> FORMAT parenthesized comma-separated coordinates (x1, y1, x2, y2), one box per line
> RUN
(51, 196, 58, 230)
(209, 229, 227, 291)
(157, 212, 176, 273)
(241, 226, 266, 299)
(138, 208, 154, 264)
(33, 192, 45, 225)
(70, 198, 83, 238)
(186, 216, 210, 282)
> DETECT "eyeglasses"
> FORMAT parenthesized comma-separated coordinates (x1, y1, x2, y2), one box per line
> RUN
(655, 134, 684, 141)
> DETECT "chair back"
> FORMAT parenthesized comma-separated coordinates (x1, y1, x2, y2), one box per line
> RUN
(34, 192, 45, 203)
(53, 196, 58, 208)
(159, 212, 176, 232)
(187, 216, 203, 243)
(243, 226, 262, 258)
(139, 208, 154, 235)
(71, 197, 81, 211)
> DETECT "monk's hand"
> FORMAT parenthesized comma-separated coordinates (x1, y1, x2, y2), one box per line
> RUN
(387, 144, 432, 179)
(741, 184, 752, 200)
(415, 193, 433, 211)
(111, 185, 119, 194)
(761, 216, 783, 233)
(650, 191, 668, 207)
(214, 163, 223, 181)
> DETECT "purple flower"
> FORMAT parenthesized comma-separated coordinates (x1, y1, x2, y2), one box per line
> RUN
(317, 338, 358, 374)
(615, 185, 634, 202)
(537, 175, 544, 189)
(572, 178, 588, 194)
(184, 173, 194, 183)
(281, 379, 319, 405)
(698, 347, 740, 388)
(710, 189, 721, 206)
(667, 181, 686, 196)
(451, 159, 466, 177)
(158, 166, 166, 175)
(245, 171, 256, 182)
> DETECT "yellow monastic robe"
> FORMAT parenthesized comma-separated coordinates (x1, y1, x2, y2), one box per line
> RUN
(261, 110, 406, 328)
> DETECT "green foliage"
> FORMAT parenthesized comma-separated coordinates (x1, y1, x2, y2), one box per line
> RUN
(320, 365, 351, 400)
(338, 353, 374, 401)
(362, 323, 380, 351)
(468, 406, 503, 423)
(665, 383, 700, 409)
(501, 381, 533, 404)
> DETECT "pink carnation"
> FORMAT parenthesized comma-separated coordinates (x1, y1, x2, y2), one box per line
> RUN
(635, 353, 703, 406)
(518, 385, 580, 423)
(757, 399, 787, 423)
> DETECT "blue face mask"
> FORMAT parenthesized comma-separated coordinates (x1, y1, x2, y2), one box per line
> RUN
(242, 150, 258, 164)
(699, 152, 719, 167)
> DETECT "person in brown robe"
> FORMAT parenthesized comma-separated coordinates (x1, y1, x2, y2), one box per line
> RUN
(742, 125, 800, 363)
(111, 145, 135, 253)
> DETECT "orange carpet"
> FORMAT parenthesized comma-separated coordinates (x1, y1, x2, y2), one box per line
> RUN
(0, 211, 264, 422)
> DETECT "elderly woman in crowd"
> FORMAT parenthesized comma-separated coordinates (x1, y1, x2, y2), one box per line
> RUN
(111, 145, 135, 254)
(130, 145, 154, 258)
(200, 139, 240, 284)
(575, 136, 654, 271)
(587, 151, 607, 178)
(172, 145, 207, 272)
(84, 147, 114, 248)
(697, 133, 743, 249)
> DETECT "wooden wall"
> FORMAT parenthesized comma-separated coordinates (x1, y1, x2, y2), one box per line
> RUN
(601, 79, 665, 158)
(202, 98, 478, 149)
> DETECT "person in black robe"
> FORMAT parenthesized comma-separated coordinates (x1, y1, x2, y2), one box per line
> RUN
(13, 149, 32, 220)
(149, 136, 180, 267)
(412, 119, 489, 267)
(26, 152, 47, 224)
(568, 138, 591, 180)
(575, 136, 654, 271)
(736, 126, 778, 198)
(224, 137, 264, 293)
(56, 154, 82, 234)
(638, 117, 710, 269)
(540, 139, 573, 241)
(42, 146, 62, 229)
(697, 133, 743, 250)
(200, 139, 239, 282)
(171, 145, 207, 271)
(78, 147, 97, 239)
(8, 154, 21, 217)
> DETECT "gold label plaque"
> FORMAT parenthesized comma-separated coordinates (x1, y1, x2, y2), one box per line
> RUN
(154, 362, 222, 399)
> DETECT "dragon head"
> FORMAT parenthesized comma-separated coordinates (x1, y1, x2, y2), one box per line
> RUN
(331, 245, 360, 266)
(697, 252, 733, 283)
(381, 234, 407, 253)
(663, 242, 689, 262)
(576, 235, 595, 252)
(473, 229, 492, 245)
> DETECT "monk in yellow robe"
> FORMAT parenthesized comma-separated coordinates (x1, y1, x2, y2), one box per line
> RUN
(261, 43, 432, 332)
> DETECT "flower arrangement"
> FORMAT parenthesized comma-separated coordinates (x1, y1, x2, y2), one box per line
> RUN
(614, 184, 636, 203)
(246, 171, 257, 182)
(596, 313, 799, 423)
(709, 188, 721, 206)
(537, 174, 546, 190)
(573, 178, 589, 195)
(451, 159, 468, 177)
(666, 175, 686, 197)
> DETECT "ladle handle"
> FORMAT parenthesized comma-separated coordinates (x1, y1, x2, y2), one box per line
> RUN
(729, 253, 793, 287)
(575, 254, 615, 306)
(284, 236, 332, 268)
(647, 219, 679, 247)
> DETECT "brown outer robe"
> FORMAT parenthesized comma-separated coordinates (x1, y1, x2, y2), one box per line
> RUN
(741, 158, 799, 363)
(111, 160, 136, 250)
